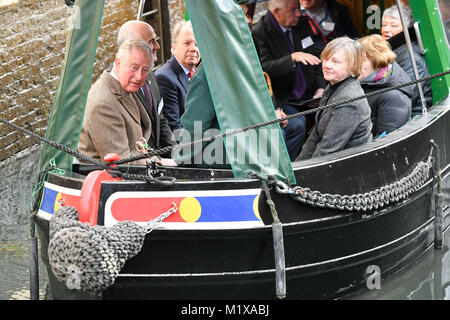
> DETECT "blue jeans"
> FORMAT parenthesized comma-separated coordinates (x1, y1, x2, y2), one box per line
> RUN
(280, 104, 306, 161)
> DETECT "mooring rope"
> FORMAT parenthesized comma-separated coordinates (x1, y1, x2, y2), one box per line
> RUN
(106, 69, 450, 166)
(249, 173, 286, 299)
(0, 70, 449, 169)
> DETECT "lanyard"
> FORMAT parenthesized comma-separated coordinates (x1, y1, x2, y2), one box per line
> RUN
(317, 9, 329, 26)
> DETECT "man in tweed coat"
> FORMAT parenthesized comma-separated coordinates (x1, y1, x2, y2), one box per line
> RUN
(78, 39, 159, 165)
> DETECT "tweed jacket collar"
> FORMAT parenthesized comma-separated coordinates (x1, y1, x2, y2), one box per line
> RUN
(99, 71, 148, 128)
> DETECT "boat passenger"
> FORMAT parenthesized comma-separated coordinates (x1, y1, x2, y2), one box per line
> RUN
(381, 5, 433, 115)
(240, 2, 256, 31)
(156, 21, 200, 133)
(252, 0, 327, 160)
(359, 34, 413, 137)
(173, 62, 296, 168)
(296, 37, 372, 160)
(78, 39, 175, 166)
(298, 0, 360, 52)
(116, 20, 175, 158)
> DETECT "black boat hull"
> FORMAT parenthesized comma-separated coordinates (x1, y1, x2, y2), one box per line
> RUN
(101, 188, 437, 299)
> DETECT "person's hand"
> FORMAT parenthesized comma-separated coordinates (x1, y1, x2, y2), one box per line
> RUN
(291, 52, 321, 65)
(313, 88, 324, 99)
(146, 156, 178, 166)
(275, 109, 288, 128)
(160, 158, 178, 166)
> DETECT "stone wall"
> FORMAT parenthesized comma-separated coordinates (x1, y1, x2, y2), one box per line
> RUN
(168, 0, 185, 29)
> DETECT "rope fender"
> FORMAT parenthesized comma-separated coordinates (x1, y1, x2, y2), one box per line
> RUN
(48, 204, 177, 294)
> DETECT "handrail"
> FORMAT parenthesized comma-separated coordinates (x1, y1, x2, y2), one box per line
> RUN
(413, 22, 426, 55)
(137, 0, 145, 20)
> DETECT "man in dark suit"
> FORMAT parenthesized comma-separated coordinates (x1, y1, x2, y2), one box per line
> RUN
(155, 21, 200, 133)
(252, 0, 326, 160)
(117, 20, 174, 156)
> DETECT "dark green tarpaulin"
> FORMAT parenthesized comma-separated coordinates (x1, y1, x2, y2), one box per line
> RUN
(185, 0, 296, 184)
(39, 0, 105, 175)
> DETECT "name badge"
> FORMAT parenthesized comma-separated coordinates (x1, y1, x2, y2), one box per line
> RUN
(301, 36, 314, 49)
(321, 21, 335, 32)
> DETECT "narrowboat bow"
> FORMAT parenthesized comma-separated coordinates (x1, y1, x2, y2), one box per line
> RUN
(31, 0, 450, 299)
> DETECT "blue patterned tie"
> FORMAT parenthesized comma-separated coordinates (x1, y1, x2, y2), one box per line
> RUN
(142, 82, 153, 113)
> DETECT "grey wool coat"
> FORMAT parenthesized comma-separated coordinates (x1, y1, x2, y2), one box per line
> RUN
(296, 77, 373, 160)
(77, 71, 152, 165)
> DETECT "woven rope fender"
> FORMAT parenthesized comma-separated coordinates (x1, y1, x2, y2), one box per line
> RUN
(48, 206, 147, 293)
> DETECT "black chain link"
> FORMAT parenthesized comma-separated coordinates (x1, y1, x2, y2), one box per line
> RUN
(275, 156, 433, 212)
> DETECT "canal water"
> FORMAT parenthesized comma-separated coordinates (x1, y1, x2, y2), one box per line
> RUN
(0, 145, 47, 300)
(0, 146, 449, 300)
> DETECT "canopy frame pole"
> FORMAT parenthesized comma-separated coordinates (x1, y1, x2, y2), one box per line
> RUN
(396, 0, 427, 114)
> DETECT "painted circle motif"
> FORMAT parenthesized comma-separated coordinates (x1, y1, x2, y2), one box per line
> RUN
(253, 194, 261, 220)
(54, 192, 62, 213)
(179, 197, 202, 222)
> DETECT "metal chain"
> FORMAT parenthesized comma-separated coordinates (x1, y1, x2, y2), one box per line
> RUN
(275, 155, 433, 212)
(144, 202, 178, 233)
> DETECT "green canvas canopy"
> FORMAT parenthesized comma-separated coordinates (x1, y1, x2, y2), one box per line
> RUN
(39, 0, 105, 175)
(185, 0, 296, 184)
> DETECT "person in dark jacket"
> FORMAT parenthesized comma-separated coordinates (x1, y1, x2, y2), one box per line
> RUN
(252, 0, 327, 160)
(359, 34, 413, 137)
(173, 64, 230, 169)
(296, 37, 372, 160)
(155, 20, 200, 132)
(382, 5, 432, 115)
(299, 0, 360, 52)
(252, 0, 326, 107)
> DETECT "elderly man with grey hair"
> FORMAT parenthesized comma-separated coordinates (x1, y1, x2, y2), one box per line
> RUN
(381, 5, 432, 115)
(155, 20, 200, 132)
(78, 39, 154, 165)
(115, 20, 175, 157)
